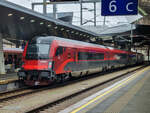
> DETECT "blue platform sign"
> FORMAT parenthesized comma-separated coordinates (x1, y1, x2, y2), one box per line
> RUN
(101, 0, 138, 16)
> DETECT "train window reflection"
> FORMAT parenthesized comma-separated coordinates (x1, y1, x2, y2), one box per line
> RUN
(26, 44, 50, 60)
(56, 46, 63, 56)
(78, 52, 104, 60)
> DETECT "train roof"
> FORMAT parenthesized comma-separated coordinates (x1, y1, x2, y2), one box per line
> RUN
(30, 36, 106, 49)
(32, 36, 107, 49)
(31, 36, 136, 54)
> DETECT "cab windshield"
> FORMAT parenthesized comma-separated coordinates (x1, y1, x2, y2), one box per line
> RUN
(25, 44, 50, 60)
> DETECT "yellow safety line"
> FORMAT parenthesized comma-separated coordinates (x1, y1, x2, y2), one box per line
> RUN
(71, 67, 150, 113)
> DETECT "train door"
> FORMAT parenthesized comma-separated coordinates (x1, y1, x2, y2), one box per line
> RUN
(65, 48, 77, 72)
(54, 47, 77, 74)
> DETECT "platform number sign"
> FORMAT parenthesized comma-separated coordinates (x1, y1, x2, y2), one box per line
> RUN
(101, 0, 138, 16)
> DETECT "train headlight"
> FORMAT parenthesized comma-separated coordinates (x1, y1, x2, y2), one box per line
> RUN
(48, 61, 52, 69)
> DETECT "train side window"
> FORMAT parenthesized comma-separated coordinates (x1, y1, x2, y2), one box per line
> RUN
(98, 53, 104, 60)
(78, 52, 88, 60)
(56, 46, 63, 56)
(118, 54, 127, 59)
(78, 52, 104, 60)
(88, 53, 104, 60)
(78, 52, 83, 60)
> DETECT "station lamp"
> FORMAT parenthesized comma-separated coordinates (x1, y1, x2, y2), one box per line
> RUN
(54, 26, 58, 29)
(30, 19, 35, 23)
(40, 22, 44, 25)
(76, 32, 79, 35)
(61, 28, 64, 31)
(20, 17, 25, 20)
(8, 13, 13, 16)
(48, 24, 51, 27)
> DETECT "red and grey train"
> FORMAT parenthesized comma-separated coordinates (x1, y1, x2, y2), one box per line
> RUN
(18, 36, 144, 86)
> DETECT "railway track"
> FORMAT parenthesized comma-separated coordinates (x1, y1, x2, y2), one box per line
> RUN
(0, 65, 129, 102)
(25, 65, 146, 113)
(0, 65, 146, 113)
(0, 87, 28, 101)
(0, 86, 50, 102)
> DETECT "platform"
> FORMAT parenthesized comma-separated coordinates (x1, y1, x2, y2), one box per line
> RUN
(0, 73, 18, 85)
(59, 66, 150, 113)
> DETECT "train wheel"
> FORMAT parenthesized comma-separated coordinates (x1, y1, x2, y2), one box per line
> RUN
(102, 67, 107, 72)
(56, 74, 71, 83)
(62, 74, 71, 81)
(111, 66, 114, 71)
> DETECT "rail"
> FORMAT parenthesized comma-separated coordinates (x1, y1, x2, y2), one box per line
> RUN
(26, 65, 146, 113)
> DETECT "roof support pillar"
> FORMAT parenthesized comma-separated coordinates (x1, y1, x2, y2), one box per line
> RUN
(130, 24, 133, 46)
(0, 33, 6, 75)
(43, 0, 47, 15)
(80, 0, 83, 25)
(32, 3, 34, 11)
(94, 2, 96, 26)
(148, 46, 150, 62)
(103, 16, 106, 27)
(53, 4, 57, 19)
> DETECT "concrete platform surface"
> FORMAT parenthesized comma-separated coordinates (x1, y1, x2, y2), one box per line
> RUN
(59, 66, 150, 113)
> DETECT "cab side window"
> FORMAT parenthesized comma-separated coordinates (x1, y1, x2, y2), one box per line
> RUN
(56, 46, 63, 56)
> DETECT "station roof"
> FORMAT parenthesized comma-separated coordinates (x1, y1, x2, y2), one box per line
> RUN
(0, 0, 99, 42)
(100, 24, 150, 47)
(131, 24, 150, 46)
(0, 0, 149, 47)
(99, 24, 136, 36)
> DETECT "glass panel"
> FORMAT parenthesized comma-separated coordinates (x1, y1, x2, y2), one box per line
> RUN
(26, 44, 50, 60)
(56, 46, 63, 56)
(78, 52, 104, 60)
